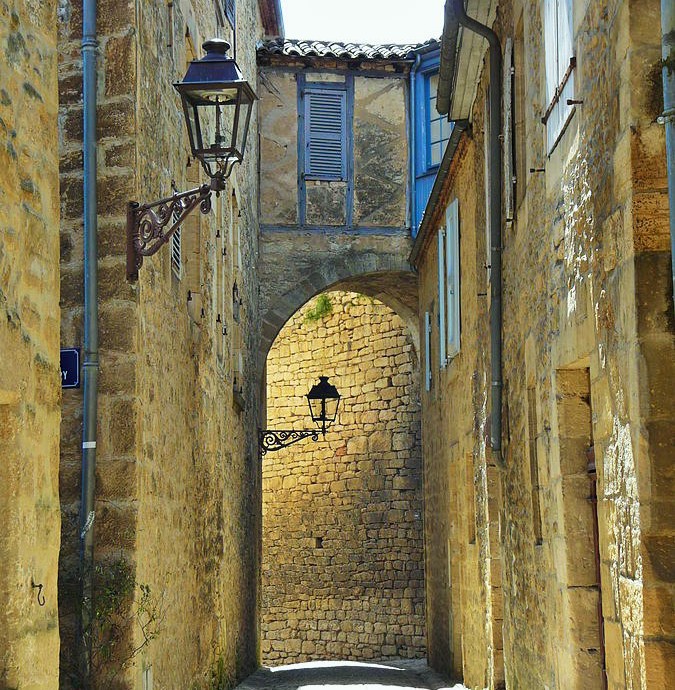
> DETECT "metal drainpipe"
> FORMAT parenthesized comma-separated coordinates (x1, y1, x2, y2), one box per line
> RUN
(661, 0, 675, 315)
(79, 0, 99, 683)
(452, 0, 504, 466)
(410, 52, 422, 235)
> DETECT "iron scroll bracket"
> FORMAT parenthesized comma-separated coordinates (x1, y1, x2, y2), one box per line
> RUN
(126, 174, 228, 282)
(259, 429, 322, 455)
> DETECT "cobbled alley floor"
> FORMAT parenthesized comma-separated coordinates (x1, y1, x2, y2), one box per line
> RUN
(233, 660, 469, 690)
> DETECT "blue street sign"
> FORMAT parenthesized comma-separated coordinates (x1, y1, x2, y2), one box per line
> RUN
(60, 348, 80, 389)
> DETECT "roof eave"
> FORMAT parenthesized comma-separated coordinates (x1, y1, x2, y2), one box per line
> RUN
(437, 0, 462, 116)
(258, 0, 284, 38)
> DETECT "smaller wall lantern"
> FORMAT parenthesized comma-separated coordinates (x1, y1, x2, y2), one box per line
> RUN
(259, 377, 341, 455)
(306, 376, 340, 435)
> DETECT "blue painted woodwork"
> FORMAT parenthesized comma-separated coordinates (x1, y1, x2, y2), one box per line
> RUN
(411, 49, 452, 235)
(302, 82, 348, 181)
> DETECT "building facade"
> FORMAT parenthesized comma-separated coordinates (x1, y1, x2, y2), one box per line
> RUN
(412, 0, 673, 688)
(0, 2, 62, 687)
(60, 0, 277, 687)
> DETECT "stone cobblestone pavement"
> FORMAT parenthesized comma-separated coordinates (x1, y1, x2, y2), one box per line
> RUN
(233, 660, 469, 690)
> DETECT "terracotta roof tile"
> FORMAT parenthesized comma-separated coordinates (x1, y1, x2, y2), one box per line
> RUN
(257, 37, 439, 61)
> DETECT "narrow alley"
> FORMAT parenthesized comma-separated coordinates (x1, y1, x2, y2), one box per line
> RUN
(233, 660, 465, 690)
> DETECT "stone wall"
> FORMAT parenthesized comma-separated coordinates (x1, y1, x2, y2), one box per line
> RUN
(413, 0, 673, 688)
(258, 60, 409, 230)
(262, 291, 425, 664)
(57, 0, 264, 687)
(0, 2, 62, 688)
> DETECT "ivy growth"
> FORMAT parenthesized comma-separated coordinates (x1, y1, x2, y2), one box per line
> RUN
(304, 294, 333, 323)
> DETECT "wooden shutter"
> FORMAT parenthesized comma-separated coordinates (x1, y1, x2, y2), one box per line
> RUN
(557, 0, 575, 134)
(305, 89, 346, 180)
(424, 311, 432, 392)
(224, 0, 235, 28)
(544, 0, 575, 151)
(544, 0, 560, 148)
(438, 228, 447, 368)
(446, 199, 460, 358)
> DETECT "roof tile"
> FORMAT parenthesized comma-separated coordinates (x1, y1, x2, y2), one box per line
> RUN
(258, 37, 439, 61)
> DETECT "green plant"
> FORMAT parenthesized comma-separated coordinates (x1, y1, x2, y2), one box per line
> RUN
(69, 557, 165, 689)
(304, 293, 333, 323)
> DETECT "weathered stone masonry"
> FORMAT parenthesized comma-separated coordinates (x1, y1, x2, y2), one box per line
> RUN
(0, 2, 61, 688)
(263, 291, 425, 664)
(57, 1, 271, 687)
(414, 0, 674, 688)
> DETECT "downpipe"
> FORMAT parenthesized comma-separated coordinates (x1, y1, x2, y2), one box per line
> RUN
(78, 0, 99, 684)
(410, 52, 422, 234)
(661, 0, 675, 316)
(452, 0, 504, 467)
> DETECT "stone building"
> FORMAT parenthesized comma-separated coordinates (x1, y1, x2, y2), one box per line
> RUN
(1, 0, 673, 688)
(263, 291, 425, 664)
(0, 2, 62, 687)
(412, 0, 673, 689)
(256, 38, 439, 366)
(58, 0, 279, 687)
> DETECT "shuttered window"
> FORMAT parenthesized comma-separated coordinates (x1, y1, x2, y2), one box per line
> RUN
(304, 88, 346, 180)
(437, 199, 461, 366)
(543, 0, 575, 152)
(424, 311, 432, 392)
(445, 199, 460, 358)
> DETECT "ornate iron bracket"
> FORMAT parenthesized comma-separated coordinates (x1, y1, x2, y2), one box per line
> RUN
(259, 429, 322, 455)
(126, 175, 226, 282)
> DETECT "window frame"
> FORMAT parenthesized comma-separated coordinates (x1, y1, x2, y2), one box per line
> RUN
(425, 71, 452, 170)
(542, 0, 576, 153)
(303, 84, 347, 182)
(215, 0, 235, 30)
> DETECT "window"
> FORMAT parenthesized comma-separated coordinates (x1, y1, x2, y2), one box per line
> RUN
(426, 73, 452, 167)
(437, 198, 461, 367)
(424, 311, 432, 392)
(304, 87, 346, 180)
(543, 0, 575, 152)
(527, 385, 543, 545)
(514, 14, 527, 209)
(412, 50, 454, 233)
(215, 0, 235, 29)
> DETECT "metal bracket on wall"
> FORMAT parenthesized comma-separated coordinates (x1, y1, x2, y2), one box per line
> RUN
(126, 173, 229, 282)
(259, 429, 320, 455)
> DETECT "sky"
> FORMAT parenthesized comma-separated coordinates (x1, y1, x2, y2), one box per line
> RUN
(279, 0, 445, 45)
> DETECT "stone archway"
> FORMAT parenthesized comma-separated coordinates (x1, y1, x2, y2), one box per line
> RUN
(258, 229, 418, 374)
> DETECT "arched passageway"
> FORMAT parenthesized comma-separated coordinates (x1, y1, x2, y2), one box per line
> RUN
(261, 291, 425, 665)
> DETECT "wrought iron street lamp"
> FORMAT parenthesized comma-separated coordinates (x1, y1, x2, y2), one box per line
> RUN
(126, 38, 257, 281)
(260, 377, 341, 455)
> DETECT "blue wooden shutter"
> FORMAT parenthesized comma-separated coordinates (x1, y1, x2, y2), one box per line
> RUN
(446, 199, 460, 358)
(438, 227, 447, 368)
(224, 0, 235, 28)
(305, 89, 346, 180)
